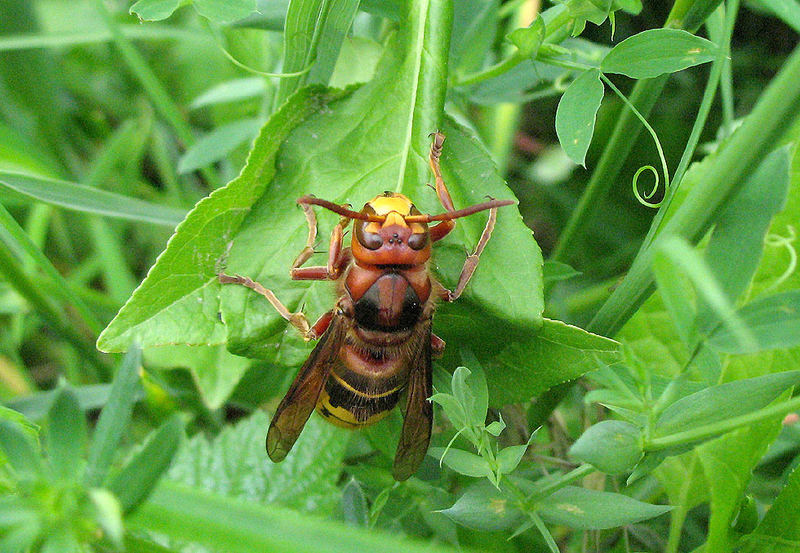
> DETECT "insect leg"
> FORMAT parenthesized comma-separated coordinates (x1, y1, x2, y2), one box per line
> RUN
(439, 206, 499, 302)
(431, 333, 446, 357)
(217, 273, 319, 341)
(428, 132, 456, 242)
(291, 215, 351, 280)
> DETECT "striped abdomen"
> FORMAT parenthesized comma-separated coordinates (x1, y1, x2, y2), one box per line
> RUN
(316, 272, 427, 428)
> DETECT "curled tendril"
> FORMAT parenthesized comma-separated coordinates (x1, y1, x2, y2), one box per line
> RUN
(598, 73, 670, 209)
(764, 226, 797, 292)
(632, 165, 662, 208)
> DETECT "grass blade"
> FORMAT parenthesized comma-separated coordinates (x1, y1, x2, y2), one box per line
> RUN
(84, 345, 142, 487)
(0, 171, 186, 227)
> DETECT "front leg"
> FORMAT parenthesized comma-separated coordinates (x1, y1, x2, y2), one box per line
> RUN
(439, 206, 499, 302)
(291, 200, 351, 280)
(217, 273, 332, 341)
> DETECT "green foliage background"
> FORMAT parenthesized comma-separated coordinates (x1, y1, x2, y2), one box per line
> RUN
(1, 1, 799, 552)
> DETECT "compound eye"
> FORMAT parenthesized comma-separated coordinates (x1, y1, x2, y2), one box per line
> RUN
(408, 232, 428, 250)
(356, 222, 382, 250)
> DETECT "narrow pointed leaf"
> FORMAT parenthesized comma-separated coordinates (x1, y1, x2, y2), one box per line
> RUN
(45, 388, 86, 481)
(108, 415, 185, 513)
(601, 29, 717, 78)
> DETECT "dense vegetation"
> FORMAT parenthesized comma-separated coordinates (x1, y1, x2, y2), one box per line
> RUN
(1, 0, 799, 552)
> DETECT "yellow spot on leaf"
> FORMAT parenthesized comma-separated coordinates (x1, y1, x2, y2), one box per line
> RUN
(687, 48, 701, 54)
(489, 498, 507, 515)
(556, 503, 584, 515)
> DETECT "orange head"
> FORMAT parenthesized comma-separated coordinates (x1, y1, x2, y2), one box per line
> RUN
(296, 192, 516, 267)
(350, 192, 431, 266)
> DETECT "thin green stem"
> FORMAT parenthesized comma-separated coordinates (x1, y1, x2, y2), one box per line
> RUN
(92, 0, 218, 186)
(647, 394, 800, 451)
(456, 52, 525, 87)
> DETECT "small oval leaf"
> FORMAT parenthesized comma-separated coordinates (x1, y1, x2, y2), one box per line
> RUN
(556, 69, 604, 167)
(569, 420, 643, 474)
(601, 28, 718, 79)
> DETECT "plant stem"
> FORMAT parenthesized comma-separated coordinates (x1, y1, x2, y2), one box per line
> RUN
(646, 394, 800, 451)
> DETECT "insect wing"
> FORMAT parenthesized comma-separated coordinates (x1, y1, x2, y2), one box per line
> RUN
(392, 322, 433, 481)
(266, 314, 345, 462)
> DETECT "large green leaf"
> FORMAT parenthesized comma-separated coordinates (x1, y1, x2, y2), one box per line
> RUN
(220, 2, 542, 368)
(97, 87, 347, 352)
(166, 410, 349, 515)
(466, 318, 618, 406)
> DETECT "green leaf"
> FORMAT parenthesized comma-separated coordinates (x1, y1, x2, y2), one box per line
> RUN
(485, 419, 506, 436)
(497, 442, 529, 474)
(536, 486, 671, 530)
(738, 465, 800, 552)
(130, 0, 183, 21)
(600, 29, 718, 78)
(0, 406, 38, 442)
(507, 16, 545, 58)
(84, 346, 142, 487)
(0, 419, 42, 479)
(697, 145, 792, 329)
(329, 36, 384, 88)
(543, 260, 581, 285)
(341, 478, 368, 527)
(0, 170, 185, 227)
(306, 0, 361, 86)
(569, 420, 643, 474)
(430, 392, 467, 429)
(108, 415, 184, 514)
(475, 319, 619, 406)
(7, 384, 124, 421)
(653, 246, 697, 347)
(144, 344, 252, 409)
(707, 291, 800, 354)
(429, 447, 493, 479)
(654, 371, 800, 437)
(177, 118, 261, 174)
(44, 388, 86, 481)
(192, 0, 257, 23)
(221, 9, 541, 361)
(440, 480, 523, 531)
(654, 235, 757, 352)
(96, 87, 347, 352)
(167, 410, 349, 514)
(275, 0, 325, 105)
(190, 77, 267, 110)
(555, 68, 604, 166)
